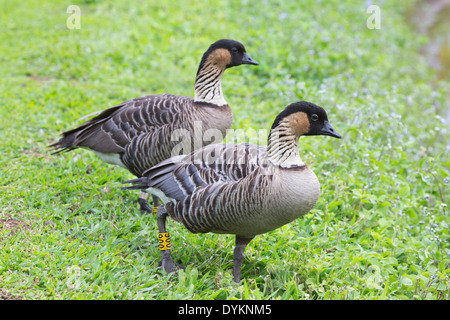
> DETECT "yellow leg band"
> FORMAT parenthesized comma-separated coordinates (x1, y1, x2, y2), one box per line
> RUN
(153, 206, 159, 214)
(158, 232, 172, 251)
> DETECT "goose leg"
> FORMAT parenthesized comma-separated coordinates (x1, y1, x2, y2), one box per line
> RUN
(233, 235, 254, 283)
(152, 196, 160, 213)
(137, 192, 160, 215)
(156, 206, 184, 275)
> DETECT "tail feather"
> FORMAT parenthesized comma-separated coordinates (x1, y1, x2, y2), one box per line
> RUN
(48, 124, 91, 155)
(49, 102, 126, 155)
(122, 177, 150, 191)
(48, 139, 77, 155)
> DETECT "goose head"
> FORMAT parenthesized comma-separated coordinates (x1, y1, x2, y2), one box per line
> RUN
(270, 101, 342, 139)
(197, 39, 258, 74)
(267, 101, 341, 167)
(194, 39, 258, 106)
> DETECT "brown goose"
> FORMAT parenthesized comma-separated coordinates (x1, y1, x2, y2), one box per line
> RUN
(50, 39, 258, 213)
(124, 101, 342, 282)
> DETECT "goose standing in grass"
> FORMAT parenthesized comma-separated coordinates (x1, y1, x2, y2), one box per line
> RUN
(50, 39, 258, 214)
(124, 101, 342, 282)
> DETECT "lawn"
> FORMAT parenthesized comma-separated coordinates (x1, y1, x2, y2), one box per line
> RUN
(0, 0, 449, 300)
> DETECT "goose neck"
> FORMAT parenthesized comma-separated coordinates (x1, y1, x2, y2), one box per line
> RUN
(194, 63, 227, 106)
(267, 126, 304, 168)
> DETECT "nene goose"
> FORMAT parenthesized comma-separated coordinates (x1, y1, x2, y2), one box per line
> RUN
(50, 39, 258, 213)
(124, 101, 342, 282)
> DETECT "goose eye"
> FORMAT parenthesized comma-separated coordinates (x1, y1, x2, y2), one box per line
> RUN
(311, 114, 319, 121)
(231, 47, 238, 53)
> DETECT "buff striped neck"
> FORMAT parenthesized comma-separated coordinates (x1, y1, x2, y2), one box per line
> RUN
(267, 121, 305, 168)
(194, 61, 227, 106)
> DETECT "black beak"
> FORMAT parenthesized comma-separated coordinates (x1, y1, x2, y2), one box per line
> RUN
(242, 52, 259, 65)
(321, 121, 342, 139)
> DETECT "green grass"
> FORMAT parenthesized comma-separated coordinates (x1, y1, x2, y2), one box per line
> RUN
(1, 0, 449, 300)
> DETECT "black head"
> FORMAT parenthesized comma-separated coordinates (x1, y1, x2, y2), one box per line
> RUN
(271, 101, 342, 138)
(197, 39, 258, 75)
